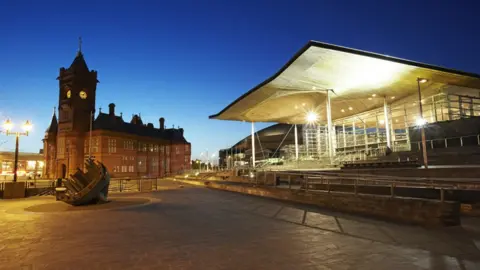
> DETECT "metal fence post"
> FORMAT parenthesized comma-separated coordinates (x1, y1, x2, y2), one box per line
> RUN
(445, 138, 448, 148)
(440, 188, 445, 202)
(460, 137, 464, 147)
(430, 140, 434, 149)
(390, 182, 395, 198)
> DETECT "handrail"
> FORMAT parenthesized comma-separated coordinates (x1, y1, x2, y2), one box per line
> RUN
(257, 169, 480, 187)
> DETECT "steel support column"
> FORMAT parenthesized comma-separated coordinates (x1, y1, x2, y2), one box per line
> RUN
(251, 122, 255, 168)
(383, 97, 391, 148)
(326, 90, 335, 157)
(353, 121, 356, 147)
(363, 122, 368, 152)
(294, 124, 299, 160)
(404, 105, 411, 150)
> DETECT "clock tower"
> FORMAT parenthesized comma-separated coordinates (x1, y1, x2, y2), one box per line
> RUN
(55, 39, 98, 177)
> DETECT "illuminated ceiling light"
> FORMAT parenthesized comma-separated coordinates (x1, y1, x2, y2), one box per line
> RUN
(306, 111, 318, 123)
(412, 102, 416, 106)
(302, 103, 306, 106)
(418, 78, 428, 84)
(341, 109, 345, 113)
(368, 97, 372, 100)
(391, 96, 395, 99)
(372, 94, 377, 97)
(348, 107, 353, 111)
(312, 86, 316, 90)
(415, 117, 427, 126)
(395, 119, 399, 123)
(379, 120, 385, 125)
(295, 105, 298, 109)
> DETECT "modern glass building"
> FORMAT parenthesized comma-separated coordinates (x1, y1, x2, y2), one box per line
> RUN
(211, 41, 480, 168)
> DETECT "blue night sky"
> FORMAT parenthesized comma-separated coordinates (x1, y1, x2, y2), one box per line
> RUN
(0, 0, 479, 160)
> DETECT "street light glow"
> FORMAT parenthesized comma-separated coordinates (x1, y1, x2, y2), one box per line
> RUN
(3, 119, 13, 131)
(306, 111, 318, 123)
(23, 120, 32, 132)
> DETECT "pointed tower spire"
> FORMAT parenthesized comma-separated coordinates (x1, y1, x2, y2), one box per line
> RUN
(46, 106, 58, 134)
(68, 37, 89, 72)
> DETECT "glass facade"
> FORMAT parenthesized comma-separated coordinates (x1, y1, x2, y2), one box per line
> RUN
(280, 87, 480, 163)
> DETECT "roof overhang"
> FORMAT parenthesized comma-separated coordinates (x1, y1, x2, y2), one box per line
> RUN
(209, 41, 480, 124)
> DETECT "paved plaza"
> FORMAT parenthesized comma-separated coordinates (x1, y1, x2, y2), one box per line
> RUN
(1, 180, 480, 270)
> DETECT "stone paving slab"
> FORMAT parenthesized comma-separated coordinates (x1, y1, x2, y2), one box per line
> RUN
(0, 180, 479, 269)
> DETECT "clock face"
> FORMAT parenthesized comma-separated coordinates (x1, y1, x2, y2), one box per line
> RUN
(79, 91, 87, 99)
(66, 90, 71, 98)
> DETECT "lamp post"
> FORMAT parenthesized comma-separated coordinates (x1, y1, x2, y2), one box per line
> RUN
(2, 119, 33, 182)
(417, 78, 428, 169)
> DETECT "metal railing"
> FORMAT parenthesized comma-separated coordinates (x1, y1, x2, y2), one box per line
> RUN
(252, 170, 480, 202)
(411, 134, 480, 151)
(108, 177, 159, 192)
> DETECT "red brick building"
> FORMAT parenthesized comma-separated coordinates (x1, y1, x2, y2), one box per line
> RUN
(43, 47, 191, 179)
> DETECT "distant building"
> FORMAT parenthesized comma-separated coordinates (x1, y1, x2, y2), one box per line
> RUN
(219, 124, 303, 168)
(43, 46, 191, 179)
(0, 151, 44, 178)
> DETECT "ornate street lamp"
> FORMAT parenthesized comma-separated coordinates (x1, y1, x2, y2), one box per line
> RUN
(2, 119, 32, 182)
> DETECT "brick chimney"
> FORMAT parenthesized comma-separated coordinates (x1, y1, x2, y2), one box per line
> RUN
(108, 103, 115, 116)
(159, 117, 165, 131)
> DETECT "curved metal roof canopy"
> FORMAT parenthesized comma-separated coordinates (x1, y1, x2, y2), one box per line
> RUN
(209, 41, 480, 124)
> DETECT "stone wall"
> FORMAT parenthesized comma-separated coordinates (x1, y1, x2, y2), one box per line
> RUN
(203, 181, 460, 227)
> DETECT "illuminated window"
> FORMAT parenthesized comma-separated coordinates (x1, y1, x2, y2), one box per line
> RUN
(26, 161, 37, 170)
(138, 156, 147, 172)
(57, 138, 66, 156)
(108, 138, 117, 153)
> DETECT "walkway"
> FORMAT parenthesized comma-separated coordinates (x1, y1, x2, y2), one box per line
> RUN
(0, 180, 479, 269)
